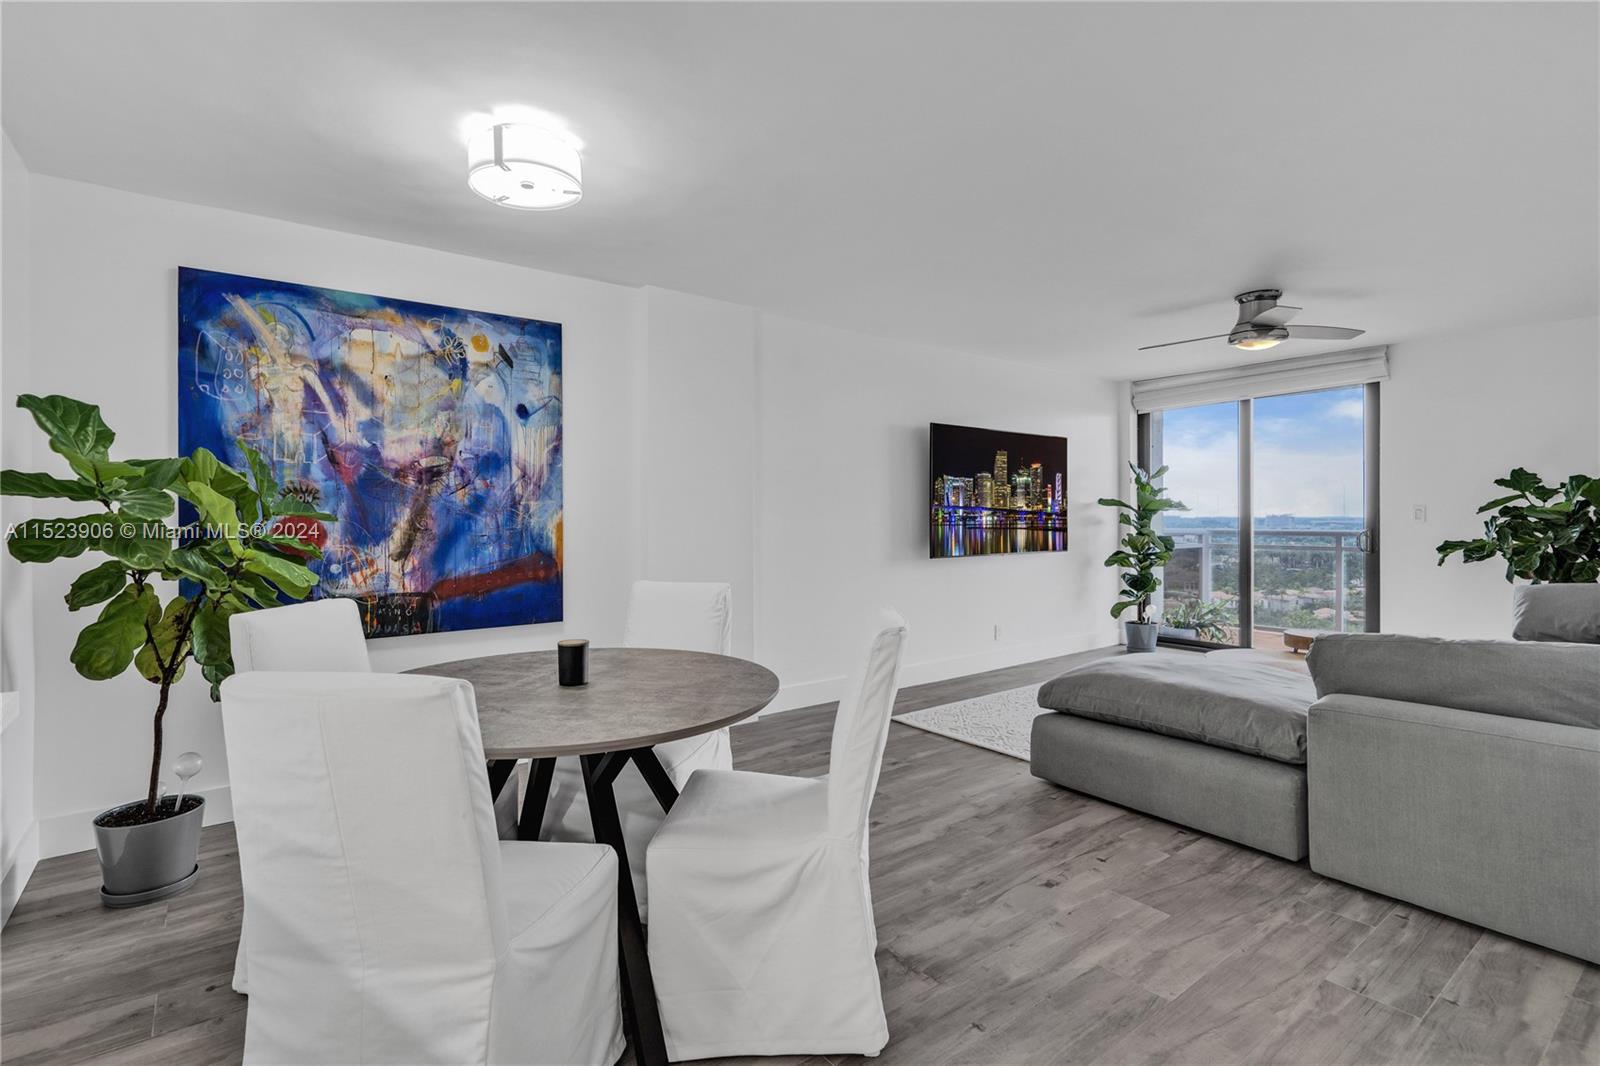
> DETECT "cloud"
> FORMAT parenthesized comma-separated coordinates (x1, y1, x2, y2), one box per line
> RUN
(1159, 435, 1363, 517)
(1328, 398, 1364, 421)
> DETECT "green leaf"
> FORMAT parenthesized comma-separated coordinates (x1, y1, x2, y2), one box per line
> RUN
(184, 481, 242, 557)
(254, 533, 324, 561)
(191, 599, 240, 678)
(241, 548, 318, 597)
(58, 450, 144, 487)
(69, 584, 158, 681)
(167, 545, 231, 592)
(265, 494, 335, 521)
(1096, 497, 1134, 511)
(6, 515, 105, 563)
(1493, 467, 1543, 496)
(0, 469, 101, 502)
(96, 522, 172, 569)
(231, 571, 286, 609)
(108, 486, 174, 521)
(126, 458, 186, 492)
(65, 560, 128, 611)
(236, 441, 279, 500)
(17, 394, 115, 460)
(1475, 493, 1525, 514)
(134, 596, 191, 684)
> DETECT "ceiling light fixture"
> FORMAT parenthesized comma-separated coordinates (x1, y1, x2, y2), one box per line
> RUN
(1229, 327, 1289, 351)
(466, 123, 582, 210)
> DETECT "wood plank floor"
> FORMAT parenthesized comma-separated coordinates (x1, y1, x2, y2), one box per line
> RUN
(4, 647, 1596, 1065)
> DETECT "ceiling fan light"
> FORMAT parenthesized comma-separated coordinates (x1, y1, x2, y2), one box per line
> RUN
(466, 123, 582, 210)
(1230, 327, 1289, 351)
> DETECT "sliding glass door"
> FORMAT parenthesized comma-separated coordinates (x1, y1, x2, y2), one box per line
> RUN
(1140, 384, 1379, 649)
(1250, 386, 1376, 647)
(1144, 402, 1245, 646)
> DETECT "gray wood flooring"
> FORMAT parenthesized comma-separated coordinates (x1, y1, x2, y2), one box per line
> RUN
(4, 647, 1596, 1065)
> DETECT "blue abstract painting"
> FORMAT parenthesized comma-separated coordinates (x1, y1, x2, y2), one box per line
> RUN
(177, 267, 563, 636)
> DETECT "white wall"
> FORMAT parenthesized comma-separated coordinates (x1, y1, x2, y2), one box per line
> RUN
(1, 133, 40, 919)
(1381, 315, 1600, 638)
(5, 172, 1131, 862)
(19, 175, 642, 856)
(756, 315, 1123, 709)
(636, 288, 759, 658)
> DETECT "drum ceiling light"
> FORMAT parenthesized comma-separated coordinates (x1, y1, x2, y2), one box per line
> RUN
(466, 122, 582, 210)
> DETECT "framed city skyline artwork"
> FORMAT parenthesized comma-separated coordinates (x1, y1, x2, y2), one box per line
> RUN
(177, 267, 563, 636)
(929, 422, 1068, 558)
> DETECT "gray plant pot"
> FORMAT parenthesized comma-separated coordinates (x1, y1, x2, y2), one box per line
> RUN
(1124, 620, 1160, 653)
(93, 796, 204, 907)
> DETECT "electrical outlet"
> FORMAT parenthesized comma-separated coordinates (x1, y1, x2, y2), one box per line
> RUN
(993, 624, 1002, 642)
(1413, 505, 1427, 522)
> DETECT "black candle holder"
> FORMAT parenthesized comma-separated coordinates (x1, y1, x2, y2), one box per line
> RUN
(558, 639, 589, 687)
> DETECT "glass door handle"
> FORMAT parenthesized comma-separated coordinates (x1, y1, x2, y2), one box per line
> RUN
(1355, 529, 1374, 553)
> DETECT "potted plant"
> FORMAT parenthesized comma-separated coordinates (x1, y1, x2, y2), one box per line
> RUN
(1437, 468, 1599, 582)
(2, 394, 332, 905)
(1161, 597, 1233, 643)
(1437, 468, 1599, 626)
(1099, 462, 1187, 652)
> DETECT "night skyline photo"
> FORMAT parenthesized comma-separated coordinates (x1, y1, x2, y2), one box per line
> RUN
(929, 423, 1068, 558)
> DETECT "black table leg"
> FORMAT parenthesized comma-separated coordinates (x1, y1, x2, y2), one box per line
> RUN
(485, 759, 518, 802)
(630, 747, 680, 813)
(581, 752, 668, 1066)
(516, 758, 556, 842)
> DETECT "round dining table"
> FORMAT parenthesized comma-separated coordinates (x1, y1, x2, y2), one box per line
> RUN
(409, 647, 780, 1066)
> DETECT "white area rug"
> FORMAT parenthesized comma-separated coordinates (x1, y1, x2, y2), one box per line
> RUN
(892, 684, 1044, 761)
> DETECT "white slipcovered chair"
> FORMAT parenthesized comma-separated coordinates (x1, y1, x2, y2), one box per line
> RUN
(541, 580, 734, 910)
(230, 596, 370, 674)
(221, 671, 623, 1066)
(646, 609, 909, 1060)
(228, 597, 370, 995)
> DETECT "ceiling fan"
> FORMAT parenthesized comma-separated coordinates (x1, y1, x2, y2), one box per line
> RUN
(1138, 290, 1365, 352)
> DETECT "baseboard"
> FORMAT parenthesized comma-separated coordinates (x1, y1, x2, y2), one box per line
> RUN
(1, 820, 39, 926)
(763, 631, 1112, 715)
(39, 783, 235, 860)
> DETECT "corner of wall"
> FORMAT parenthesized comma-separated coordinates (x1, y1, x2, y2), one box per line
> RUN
(1, 130, 40, 919)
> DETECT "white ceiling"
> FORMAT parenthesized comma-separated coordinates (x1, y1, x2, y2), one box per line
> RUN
(4, 2, 1596, 376)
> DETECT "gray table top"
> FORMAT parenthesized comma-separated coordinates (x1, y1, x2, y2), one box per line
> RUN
(408, 647, 781, 759)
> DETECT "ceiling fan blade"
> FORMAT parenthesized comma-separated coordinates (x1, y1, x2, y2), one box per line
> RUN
(1283, 325, 1365, 340)
(1136, 333, 1232, 351)
(1251, 305, 1302, 326)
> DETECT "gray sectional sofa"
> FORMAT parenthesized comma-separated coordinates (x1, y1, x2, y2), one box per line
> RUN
(1030, 586, 1600, 964)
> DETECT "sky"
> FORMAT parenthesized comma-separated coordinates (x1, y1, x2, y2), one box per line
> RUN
(929, 422, 1067, 488)
(1155, 386, 1365, 518)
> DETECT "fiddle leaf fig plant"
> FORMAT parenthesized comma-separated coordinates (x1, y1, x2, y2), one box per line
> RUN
(1436, 468, 1600, 583)
(2, 394, 336, 818)
(1098, 462, 1188, 624)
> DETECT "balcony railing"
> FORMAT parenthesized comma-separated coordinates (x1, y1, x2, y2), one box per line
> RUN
(1159, 527, 1367, 637)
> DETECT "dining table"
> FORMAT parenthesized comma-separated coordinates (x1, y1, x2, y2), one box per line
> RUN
(409, 647, 781, 1066)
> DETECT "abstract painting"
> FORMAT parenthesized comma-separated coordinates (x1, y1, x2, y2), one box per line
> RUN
(178, 267, 563, 636)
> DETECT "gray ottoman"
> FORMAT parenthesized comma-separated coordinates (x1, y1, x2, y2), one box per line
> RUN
(1030, 652, 1316, 860)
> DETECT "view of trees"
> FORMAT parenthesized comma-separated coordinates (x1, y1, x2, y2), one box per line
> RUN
(1158, 527, 1366, 641)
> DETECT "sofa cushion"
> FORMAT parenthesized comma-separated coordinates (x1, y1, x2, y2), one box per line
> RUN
(1307, 633, 1600, 730)
(1036, 652, 1316, 764)
(1513, 584, 1600, 644)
